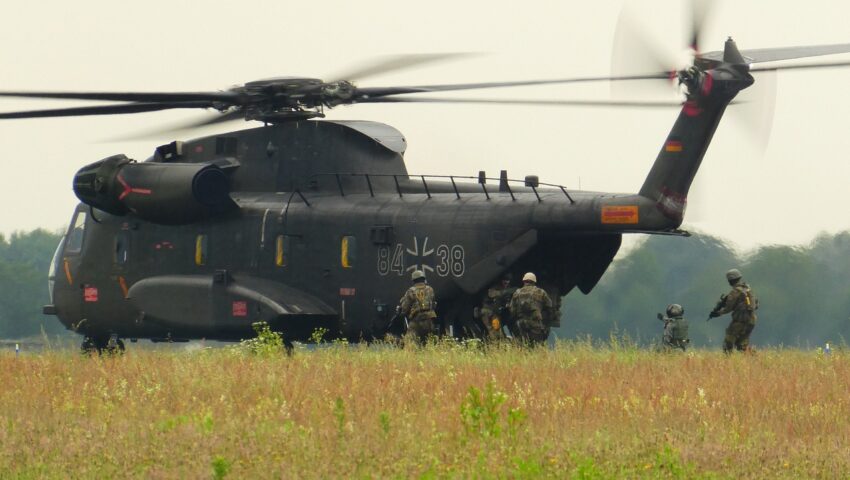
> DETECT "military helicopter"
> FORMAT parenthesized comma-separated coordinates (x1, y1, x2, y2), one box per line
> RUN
(4, 6, 850, 351)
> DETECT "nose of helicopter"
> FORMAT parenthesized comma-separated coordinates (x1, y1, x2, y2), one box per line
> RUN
(42, 235, 66, 316)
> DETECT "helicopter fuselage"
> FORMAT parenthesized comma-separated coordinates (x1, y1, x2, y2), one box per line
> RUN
(46, 119, 680, 343)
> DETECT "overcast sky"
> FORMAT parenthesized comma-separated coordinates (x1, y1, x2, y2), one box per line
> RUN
(2, 0, 849, 252)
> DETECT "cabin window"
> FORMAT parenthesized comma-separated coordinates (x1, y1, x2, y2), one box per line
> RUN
(275, 235, 291, 267)
(65, 211, 88, 255)
(114, 232, 129, 265)
(341, 235, 356, 269)
(195, 234, 208, 266)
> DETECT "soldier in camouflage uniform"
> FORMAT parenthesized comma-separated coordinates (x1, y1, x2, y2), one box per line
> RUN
(709, 268, 758, 353)
(509, 272, 554, 345)
(398, 270, 437, 345)
(657, 304, 689, 351)
(480, 273, 516, 340)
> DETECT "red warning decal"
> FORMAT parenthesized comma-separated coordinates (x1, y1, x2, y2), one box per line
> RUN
(339, 287, 356, 296)
(601, 206, 639, 224)
(232, 301, 248, 317)
(84, 286, 99, 303)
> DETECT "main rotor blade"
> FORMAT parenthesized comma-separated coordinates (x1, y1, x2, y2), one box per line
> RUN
(700, 42, 850, 64)
(359, 96, 684, 108)
(0, 90, 239, 103)
(327, 53, 475, 83)
(355, 73, 670, 99)
(110, 109, 245, 141)
(750, 59, 850, 73)
(0, 101, 216, 119)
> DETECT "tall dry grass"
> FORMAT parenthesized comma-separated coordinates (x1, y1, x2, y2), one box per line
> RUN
(0, 340, 847, 478)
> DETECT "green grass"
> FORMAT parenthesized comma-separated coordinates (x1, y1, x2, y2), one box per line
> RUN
(0, 340, 847, 478)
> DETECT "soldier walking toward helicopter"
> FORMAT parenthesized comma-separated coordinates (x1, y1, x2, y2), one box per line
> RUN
(509, 272, 554, 345)
(480, 273, 516, 340)
(397, 270, 438, 345)
(708, 269, 759, 353)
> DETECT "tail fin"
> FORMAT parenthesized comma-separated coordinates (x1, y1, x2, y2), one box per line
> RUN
(638, 96, 731, 223)
(640, 38, 752, 223)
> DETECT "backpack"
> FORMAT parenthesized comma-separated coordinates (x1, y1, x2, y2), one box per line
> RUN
(669, 317, 689, 342)
(737, 284, 758, 313)
(413, 285, 434, 314)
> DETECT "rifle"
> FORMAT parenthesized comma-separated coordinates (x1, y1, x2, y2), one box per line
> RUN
(386, 306, 409, 334)
(707, 294, 727, 321)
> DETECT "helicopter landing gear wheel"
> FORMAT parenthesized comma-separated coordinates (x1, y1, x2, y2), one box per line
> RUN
(80, 336, 100, 355)
(81, 335, 125, 355)
(105, 334, 126, 354)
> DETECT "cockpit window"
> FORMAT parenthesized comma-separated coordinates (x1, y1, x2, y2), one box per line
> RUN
(65, 211, 87, 255)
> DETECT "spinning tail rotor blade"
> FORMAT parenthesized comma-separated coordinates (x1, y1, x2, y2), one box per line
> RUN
(731, 71, 778, 157)
(610, 4, 681, 99)
(688, 0, 713, 53)
(610, 0, 717, 99)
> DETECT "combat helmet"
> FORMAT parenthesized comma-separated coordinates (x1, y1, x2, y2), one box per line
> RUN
(666, 304, 684, 317)
(522, 272, 537, 283)
(725, 269, 742, 283)
(411, 270, 426, 282)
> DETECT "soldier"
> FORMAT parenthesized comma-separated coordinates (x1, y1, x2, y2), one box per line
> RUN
(480, 273, 516, 340)
(657, 304, 689, 351)
(397, 270, 438, 345)
(509, 272, 554, 345)
(709, 268, 759, 353)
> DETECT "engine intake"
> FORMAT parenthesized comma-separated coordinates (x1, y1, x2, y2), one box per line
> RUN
(73, 154, 231, 225)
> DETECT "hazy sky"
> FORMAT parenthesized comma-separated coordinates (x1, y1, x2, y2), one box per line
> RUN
(2, 0, 849, 252)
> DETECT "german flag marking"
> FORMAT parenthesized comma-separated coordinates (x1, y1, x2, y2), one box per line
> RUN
(665, 140, 683, 153)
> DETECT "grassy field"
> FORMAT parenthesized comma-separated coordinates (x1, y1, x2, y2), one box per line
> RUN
(0, 338, 847, 479)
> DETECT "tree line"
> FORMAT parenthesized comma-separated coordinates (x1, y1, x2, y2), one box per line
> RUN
(0, 229, 66, 338)
(1, 227, 849, 346)
(558, 231, 850, 348)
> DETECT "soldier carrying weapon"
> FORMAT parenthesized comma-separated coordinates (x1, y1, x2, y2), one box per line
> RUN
(397, 270, 438, 345)
(509, 272, 554, 345)
(479, 272, 517, 340)
(657, 304, 689, 351)
(708, 268, 759, 353)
